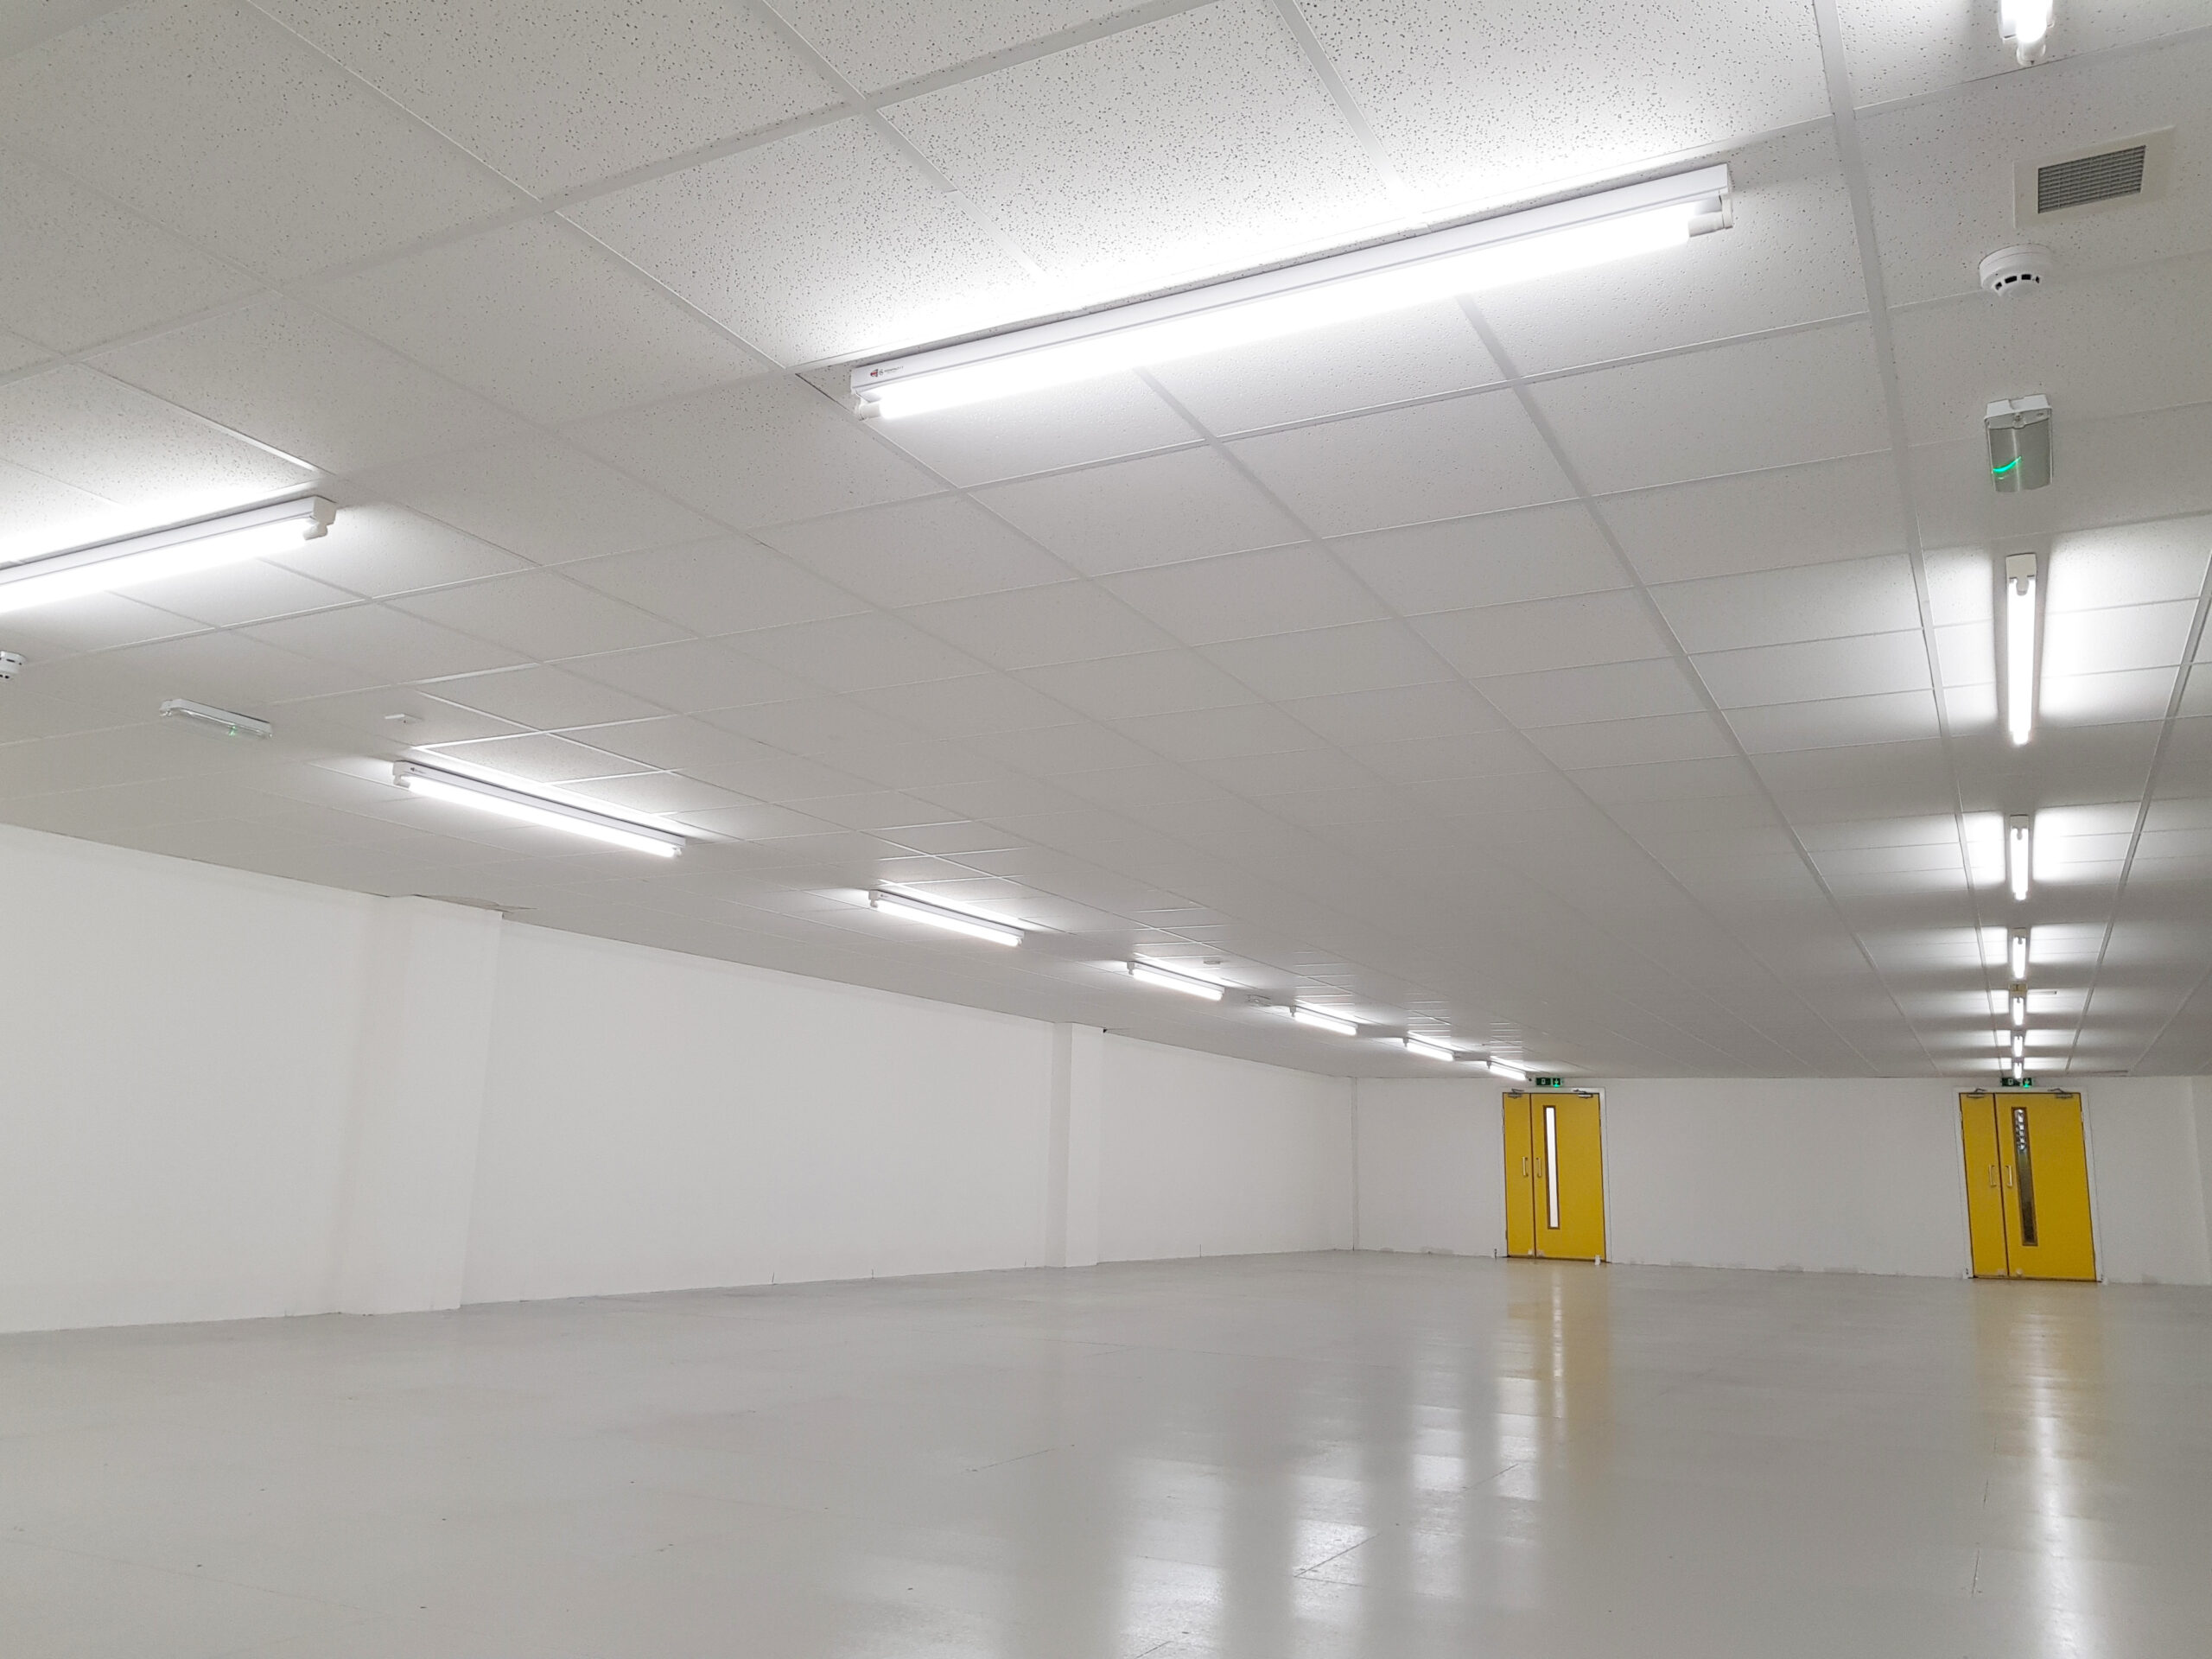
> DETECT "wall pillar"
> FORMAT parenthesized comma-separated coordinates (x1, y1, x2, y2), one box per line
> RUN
(1046, 1025, 1105, 1268)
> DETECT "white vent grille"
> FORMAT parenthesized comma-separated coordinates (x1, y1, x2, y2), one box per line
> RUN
(2018, 130, 2171, 225)
(2038, 147, 2145, 213)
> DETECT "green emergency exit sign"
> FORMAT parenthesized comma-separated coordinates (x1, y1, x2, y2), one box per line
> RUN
(1997, 1076, 2036, 1088)
(1531, 1075, 1564, 1088)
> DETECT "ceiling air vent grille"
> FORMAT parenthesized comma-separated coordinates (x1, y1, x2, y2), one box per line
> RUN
(2037, 145, 2146, 213)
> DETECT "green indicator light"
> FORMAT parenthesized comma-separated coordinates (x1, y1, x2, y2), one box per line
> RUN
(1991, 457, 2020, 477)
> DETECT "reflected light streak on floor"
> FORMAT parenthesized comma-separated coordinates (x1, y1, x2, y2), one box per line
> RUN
(2, 1253, 2208, 1656)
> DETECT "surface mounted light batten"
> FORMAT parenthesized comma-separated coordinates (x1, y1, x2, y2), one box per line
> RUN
(2012, 1033, 2026, 1060)
(853, 167, 1729, 419)
(2011, 1058, 2027, 1081)
(1488, 1058, 1529, 1083)
(2009, 928, 2031, 982)
(161, 698, 270, 740)
(2011, 989, 2028, 1028)
(2001, 0, 2054, 65)
(2007, 816, 2033, 902)
(1127, 960, 1224, 1001)
(394, 762, 683, 857)
(0, 496, 336, 616)
(1288, 1005, 1360, 1038)
(868, 889, 1024, 946)
(1402, 1035, 1459, 1063)
(2005, 552, 2038, 746)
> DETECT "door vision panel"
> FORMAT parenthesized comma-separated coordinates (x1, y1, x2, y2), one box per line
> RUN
(1959, 1091, 2097, 1281)
(1503, 1090, 1605, 1262)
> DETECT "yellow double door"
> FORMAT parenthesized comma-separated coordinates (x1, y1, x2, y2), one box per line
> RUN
(1960, 1091, 2097, 1281)
(1503, 1090, 1605, 1260)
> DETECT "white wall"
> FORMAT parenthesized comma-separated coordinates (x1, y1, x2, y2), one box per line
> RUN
(1099, 1036, 1355, 1261)
(1357, 1076, 2212, 1283)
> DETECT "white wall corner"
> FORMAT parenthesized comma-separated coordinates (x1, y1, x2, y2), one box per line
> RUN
(1047, 1024, 1105, 1268)
(329, 898, 504, 1314)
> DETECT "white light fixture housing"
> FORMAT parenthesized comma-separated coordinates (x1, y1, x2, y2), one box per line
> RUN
(2010, 1057, 2027, 1081)
(2012, 1032, 2026, 1060)
(0, 496, 336, 616)
(1287, 1004, 1360, 1038)
(1402, 1034, 1461, 1064)
(161, 698, 270, 740)
(2008, 927, 2031, 982)
(2007, 815, 2033, 902)
(1487, 1058, 1530, 1083)
(2005, 551, 2038, 746)
(1126, 959, 1224, 1001)
(852, 166, 1730, 420)
(2011, 988, 2028, 1029)
(2000, 0, 2054, 65)
(394, 760, 684, 858)
(868, 888, 1024, 946)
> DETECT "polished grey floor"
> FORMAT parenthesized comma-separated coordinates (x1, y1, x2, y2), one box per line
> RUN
(4, 1252, 2209, 1656)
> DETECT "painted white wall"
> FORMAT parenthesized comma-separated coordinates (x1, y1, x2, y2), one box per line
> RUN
(1356, 1076, 2212, 1283)
(1099, 1035, 1355, 1261)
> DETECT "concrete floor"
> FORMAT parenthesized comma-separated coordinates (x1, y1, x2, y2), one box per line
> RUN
(3, 1252, 2209, 1657)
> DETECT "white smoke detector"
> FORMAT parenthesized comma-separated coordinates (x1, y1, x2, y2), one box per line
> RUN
(1980, 245, 2052, 295)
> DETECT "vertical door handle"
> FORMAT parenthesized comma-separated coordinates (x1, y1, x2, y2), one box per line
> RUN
(1522, 1156, 1529, 1176)
(1988, 1165, 1999, 1188)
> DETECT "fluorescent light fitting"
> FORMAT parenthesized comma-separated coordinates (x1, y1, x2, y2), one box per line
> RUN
(868, 888, 1024, 946)
(393, 761, 683, 858)
(2000, 0, 2054, 64)
(160, 698, 270, 740)
(2011, 988, 2028, 1028)
(1487, 1058, 1530, 1083)
(1127, 960, 1224, 1001)
(1402, 1034, 1460, 1063)
(2012, 1033, 2026, 1060)
(2011, 1058, 2027, 1081)
(0, 496, 335, 616)
(854, 167, 1730, 419)
(2007, 815, 2033, 902)
(2005, 552, 2037, 746)
(2009, 928, 2031, 982)
(1289, 1005, 1359, 1038)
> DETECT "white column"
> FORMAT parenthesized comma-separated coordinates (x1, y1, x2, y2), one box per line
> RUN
(329, 898, 503, 1314)
(1046, 1024, 1105, 1268)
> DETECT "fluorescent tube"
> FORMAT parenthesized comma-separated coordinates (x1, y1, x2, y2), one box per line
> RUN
(1487, 1058, 1529, 1083)
(2000, 0, 2053, 64)
(2010, 1058, 2027, 1081)
(2005, 553, 2037, 746)
(1127, 960, 1224, 1001)
(2011, 989, 2028, 1028)
(2008, 928, 2031, 982)
(869, 888, 1024, 946)
(393, 761, 683, 857)
(2007, 816, 2032, 902)
(160, 699, 270, 740)
(0, 496, 335, 616)
(854, 167, 1729, 419)
(1289, 1005, 1359, 1037)
(1402, 1034, 1460, 1063)
(2012, 1033, 2026, 1060)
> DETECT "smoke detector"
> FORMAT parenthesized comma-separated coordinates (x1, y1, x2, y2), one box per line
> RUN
(0, 651, 22, 678)
(1979, 245, 2051, 296)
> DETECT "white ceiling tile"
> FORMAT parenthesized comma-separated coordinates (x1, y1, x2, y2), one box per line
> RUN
(1299, 0, 1828, 209)
(565, 639, 817, 715)
(755, 494, 1071, 607)
(89, 625, 371, 707)
(736, 612, 987, 691)
(2047, 518, 2212, 612)
(391, 570, 687, 658)
(1524, 712, 1738, 771)
(962, 719, 1155, 778)
(974, 447, 1302, 575)
(1330, 501, 1623, 617)
(571, 118, 1045, 365)
(1190, 746, 1374, 798)
(413, 729, 652, 784)
(0, 0, 515, 281)
(422, 665, 666, 732)
(1651, 555, 1923, 655)
(2042, 599, 2199, 677)
(1145, 299, 1502, 435)
(1726, 690, 1942, 753)
(1014, 648, 1260, 721)
(568, 374, 935, 527)
(1230, 389, 1572, 535)
(1277, 681, 1509, 747)
(242, 601, 527, 684)
(0, 330, 49, 374)
(848, 672, 1074, 738)
(1109, 700, 1319, 763)
(1342, 727, 1548, 784)
(114, 560, 358, 631)
(2040, 667, 2179, 728)
(1477, 657, 1707, 728)
(1479, 128, 1866, 377)
(1695, 629, 1933, 709)
(1859, 35, 2212, 308)
(870, 375, 1198, 486)
(0, 149, 260, 353)
(563, 537, 865, 636)
(773, 0, 1159, 92)
(312, 219, 769, 424)
(1836, 0, 2212, 106)
(1603, 452, 1910, 585)
(358, 433, 720, 563)
(1200, 619, 1449, 700)
(92, 296, 524, 474)
(0, 588, 200, 661)
(1099, 545, 1388, 645)
(904, 581, 1173, 670)
(884, 0, 1392, 298)
(1412, 590, 1673, 678)
(1533, 323, 1889, 496)
(268, 503, 531, 600)
(259, 0, 837, 195)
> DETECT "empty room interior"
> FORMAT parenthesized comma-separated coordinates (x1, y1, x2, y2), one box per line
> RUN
(6, 1, 2212, 1654)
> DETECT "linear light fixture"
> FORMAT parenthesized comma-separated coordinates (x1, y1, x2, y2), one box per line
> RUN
(1402, 1034, 1461, 1063)
(1288, 1005, 1360, 1038)
(2009, 928, 2031, 982)
(1127, 959, 1224, 1001)
(2007, 815, 2033, 902)
(0, 496, 335, 616)
(2010, 1057, 2027, 1081)
(1487, 1058, 1530, 1083)
(2012, 1032, 2026, 1060)
(393, 761, 684, 858)
(853, 167, 1730, 419)
(2011, 988, 2029, 1028)
(2000, 0, 2054, 65)
(160, 698, 270, 740)
(869, 888, 1024, 946)
(2005, 552, 2038, 746)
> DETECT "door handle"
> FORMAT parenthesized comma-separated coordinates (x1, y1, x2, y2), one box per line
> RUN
(1522, 1156, 1529, 1176)
(1988, 1165, 1999, 1189)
